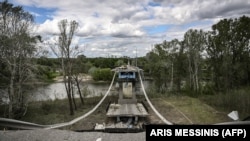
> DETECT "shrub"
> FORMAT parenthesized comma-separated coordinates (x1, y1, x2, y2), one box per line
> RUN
(41, 102, 52, 115)
(91, 68, 113, 81)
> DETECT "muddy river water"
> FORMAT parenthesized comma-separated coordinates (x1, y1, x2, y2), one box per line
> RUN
(0, 80, 151, 103)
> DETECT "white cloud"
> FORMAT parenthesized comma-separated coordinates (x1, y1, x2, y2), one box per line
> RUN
(11, 0, 250, 57)
(35, 19, 60, 35)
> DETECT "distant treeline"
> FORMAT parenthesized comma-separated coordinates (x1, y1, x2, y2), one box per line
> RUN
(145, 15, 250, 94)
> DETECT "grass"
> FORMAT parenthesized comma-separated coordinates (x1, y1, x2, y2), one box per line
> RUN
(1, 87, 249, 130)
(148, 95, 230, 125)
(199, 88, 250, 120)
(146, 87, 250, 125)
(19, 95, 117, 128)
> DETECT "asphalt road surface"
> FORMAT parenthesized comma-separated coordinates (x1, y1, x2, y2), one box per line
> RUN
(0, 129, 146, 141)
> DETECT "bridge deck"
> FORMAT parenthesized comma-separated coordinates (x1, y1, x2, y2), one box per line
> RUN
(106, 103, 149, 117)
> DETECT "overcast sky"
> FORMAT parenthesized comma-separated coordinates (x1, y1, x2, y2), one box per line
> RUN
(8, 0, 250, 58)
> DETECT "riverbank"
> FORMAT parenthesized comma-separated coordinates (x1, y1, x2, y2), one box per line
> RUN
(52, 74, 113, 85)
(17, 96, 115, 129)
(0, 94, 232, 131)
(53, 74, 93, 83)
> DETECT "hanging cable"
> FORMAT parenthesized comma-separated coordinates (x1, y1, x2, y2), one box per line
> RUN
(138, 69, 173, 125)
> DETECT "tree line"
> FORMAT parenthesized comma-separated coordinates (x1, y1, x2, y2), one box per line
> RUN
(145, 15, 250, 95)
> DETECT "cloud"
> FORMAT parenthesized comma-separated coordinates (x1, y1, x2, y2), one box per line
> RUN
(195, 0, 250, 19)
(11, 0, 250, 57)
(35, 19, 60, 35)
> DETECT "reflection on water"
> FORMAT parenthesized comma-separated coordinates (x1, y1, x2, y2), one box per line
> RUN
(29, 82, 111, 101)
(0, 80, 151, 103)
(30, 81, 151, 101)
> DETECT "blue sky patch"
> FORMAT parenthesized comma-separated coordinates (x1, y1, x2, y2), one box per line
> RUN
(148, 1, 161, 7)
(181, 20, 213, 30)
(144, 24, 172, 35)
(23, 6, 56, 23)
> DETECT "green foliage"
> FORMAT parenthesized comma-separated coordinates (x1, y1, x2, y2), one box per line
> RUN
(36, 57, 61, 68)
(200, 87, 250, 119)
(184, 29, 207, 93)
(36, 65, 59, 82)
(91, 68, 113, 81)
(145, 15, 250, 95)
(0, 0, 38, 118)
(83, 61, 93, 74)
(88, 66, 97, 75)
(145, 39, 187, 93)
(207, 15, 250, 91)
(115, 59, 125, 67)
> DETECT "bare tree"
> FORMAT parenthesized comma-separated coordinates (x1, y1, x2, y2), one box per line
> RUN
(50, 19, 80, 115)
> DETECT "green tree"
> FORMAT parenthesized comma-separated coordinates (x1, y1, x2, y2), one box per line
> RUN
(92, 68, 113, 81)
(145, 46, 168, 93)
(115, 59, 125, 67)
(0, 0, 38, 118)
(145, 39, 187, 93)
(183, 29, 206, 93)
(206, 16, 250, 91)
(174, 41, 188, 91)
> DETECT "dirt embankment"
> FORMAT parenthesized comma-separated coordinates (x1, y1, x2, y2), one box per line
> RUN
(0, 95, 231, 141)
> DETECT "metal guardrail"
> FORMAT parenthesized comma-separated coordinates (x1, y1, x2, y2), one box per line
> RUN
(0, 72, 117, 130)
(0, 118, 48, 129)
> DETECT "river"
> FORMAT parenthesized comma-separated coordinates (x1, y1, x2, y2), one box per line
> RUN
(29, 81, 111, 101)
(0, 80, 152, 103)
